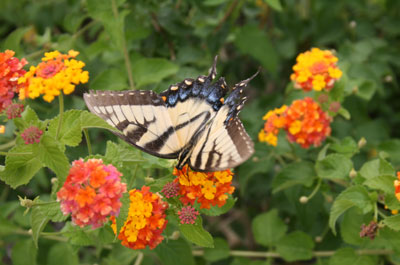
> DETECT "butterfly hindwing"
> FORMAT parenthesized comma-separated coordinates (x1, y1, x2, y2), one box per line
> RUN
(84, 90, 182, 158)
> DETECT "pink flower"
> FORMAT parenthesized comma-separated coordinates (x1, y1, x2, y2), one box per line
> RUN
(20, 126, 43, 144)
(161, 181, 179, 198)
(178, 206, 200, 225)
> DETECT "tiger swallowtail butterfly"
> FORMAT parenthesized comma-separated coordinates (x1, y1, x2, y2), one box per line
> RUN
(83, 56, 257, 172)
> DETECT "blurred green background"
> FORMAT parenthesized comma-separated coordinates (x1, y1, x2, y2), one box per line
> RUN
(1, 0, 400, 264)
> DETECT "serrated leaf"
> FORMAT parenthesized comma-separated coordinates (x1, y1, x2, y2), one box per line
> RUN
(199, 196, 236, 216)
(329, 186, 374, 234)
(315, 154, 353, 179)
(251, 209, 287, 247)
(80, 111, 119, 132)
(359, 158, 394, 180)
(31, 205, 50, 247)
(35, 134, 70, 184)
(235, 25, 279, 74)
(364, 174, 396, 194)
(47, 243, 79, 265)
(131, 58, 179, 88)
(203, 237, 230, 262)
(179, 217, 214, 248)
(155, 238, 195, 265)
(263, 0, 282, 11)
(0, 144, 43, 188)
(47, 110, 83, 147)
(116, 192, 130, 234)
(11, 239, 37, 265)
(276, 231, 314, 262)
(62, 223, 95, 246)
(36, 201, 68, 222)
(329, 137, 357, 157)
(383, 214, 400, 231)
(272, 161, 316, 193)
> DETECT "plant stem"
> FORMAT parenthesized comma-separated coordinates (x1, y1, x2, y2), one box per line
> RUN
(83, 128, 92, 156)
(55, 93, 64, 140)
(0, 151, 32, 156)
(72, 20, 97, 39)
(0, 139, 16, 150)
(111, 0, 135, 90)
(307, 178, 322, 201)
(134, 252, 144, 265)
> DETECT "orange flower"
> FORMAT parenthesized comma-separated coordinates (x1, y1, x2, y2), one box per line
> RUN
(111, 186, 168, 250)
(260, 98, 332, 148)
(18, 50, 89, 102)
(290, 48, 342, 92)
(394, 172, 400, 201)
(173, 165, 235, 209)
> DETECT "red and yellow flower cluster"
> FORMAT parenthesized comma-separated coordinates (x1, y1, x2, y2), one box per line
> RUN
(0, 50, 27, 112)
(57, 159, 126, 228)
(173, 165, 235, 209)
(111, 186, 168, 250)
(18, 50, 89, 102)
(394, 172, 400, 201)
(259, 97, 332, 148)
(290, 48, 342, 92)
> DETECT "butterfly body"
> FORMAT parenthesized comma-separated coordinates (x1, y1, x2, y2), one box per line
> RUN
(84, 57, 256, 172)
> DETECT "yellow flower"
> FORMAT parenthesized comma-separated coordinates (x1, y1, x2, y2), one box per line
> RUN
(18, 50, 89, 102)
(201, 181, 217, 200)
(0, 125, 5, 134)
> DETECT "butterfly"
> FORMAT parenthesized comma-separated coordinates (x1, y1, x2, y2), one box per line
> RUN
(83, 56, 257, 172)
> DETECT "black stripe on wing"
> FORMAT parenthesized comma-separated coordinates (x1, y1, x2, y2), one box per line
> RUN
(83, 90, 181, 159)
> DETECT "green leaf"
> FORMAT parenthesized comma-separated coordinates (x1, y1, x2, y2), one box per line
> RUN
(155, 238, 195, 265)
(131, 58, 179, 88)
(90, 69, 128, 91)
(47, 110, 83, 147)
(199, 196, 236, 216)
(13, 106, 43, 131)
(329, 186, 374, 234)
(329, 137, 358, 157)
(340, 208, 372, 246)
(31, 205, 50, 247)
(0, 215, 18, 235)
(251, 209, 287, 247)
(263, 0, 283, 12)
(359, 158, 394, 180)
(47, 243, 79, 265)
(35, 134, 70, 184)
(36, 201, 68, 222)
(329, 248, 376, 265)
(179, 217, 214, 248)
(203, 0, 229, 6)
(276, 231, 315, 262)
(363, 174, 396, 194)
(0, 144, 43, 188)
(62, 223, 95, 246)
(11, 239, 37, 265)
(203, 237, 230, 262)
(116, 192, 130, 235)
(315, 154, 353, 180)
(272, 161, 316, 193)
(383, 214, 400, 231)
(235, 25, 279, 74)
(379, 139, 400, 165)
(80, 111, 119, 132)
(2, 26, 32, 55)
(356, 80, 376, 101)
(337, 107, 351, 120)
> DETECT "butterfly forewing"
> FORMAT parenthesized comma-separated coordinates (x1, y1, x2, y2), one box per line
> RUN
(84, 90, 182, 158)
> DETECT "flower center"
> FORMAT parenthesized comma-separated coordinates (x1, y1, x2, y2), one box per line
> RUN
(36, 60, 63, 78)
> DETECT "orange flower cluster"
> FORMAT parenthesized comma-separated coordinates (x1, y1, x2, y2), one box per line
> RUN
(111, 186, 168, 250)
(173, 165, 235, 209)
(394, 172, 400, 201)
(260, 97, 332, 148)
(18, 50, 89, 102)
(290, 48, 342, 91)
(0, 50, 27, 111)
(57, 159, 127, 228)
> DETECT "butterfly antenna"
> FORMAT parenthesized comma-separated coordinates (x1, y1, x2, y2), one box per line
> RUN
(233, 67, 260, 89)
(208, 55, 218, 80)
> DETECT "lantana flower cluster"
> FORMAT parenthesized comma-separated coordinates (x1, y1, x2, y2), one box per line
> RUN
(290, 48, 342, 91)
(259, 97, 332, 148)
(18, 50, 89, 102)
(0, 50, 27, 112)
(394, 172, 400, 201)
(57, 159, 127, 228)
(173, 165, 235, 209)
(111, 186, 168, 250)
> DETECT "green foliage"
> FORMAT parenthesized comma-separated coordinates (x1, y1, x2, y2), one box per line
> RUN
(251, 209, 287, 247)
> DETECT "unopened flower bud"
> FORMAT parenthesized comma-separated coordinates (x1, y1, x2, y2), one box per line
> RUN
(349, 21, 357, 29)
(18, 196, 34, 208)
(352, 86, 358, 93)
(299, 196, 308, 204)
(315, 236, 323, 243)
(384, 75, 393, 83)
(144, 176, 155, 183)
(349, 168, 357, 178)
(358, 137, 367, 149)
(170, 231, 180, 240)
(329, 102, 341, 113)
(51, 177, 58, 184)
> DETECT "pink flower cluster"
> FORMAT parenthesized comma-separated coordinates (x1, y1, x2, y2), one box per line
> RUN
(21, 126, 43, 144)
(57, 159, 127, 228)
